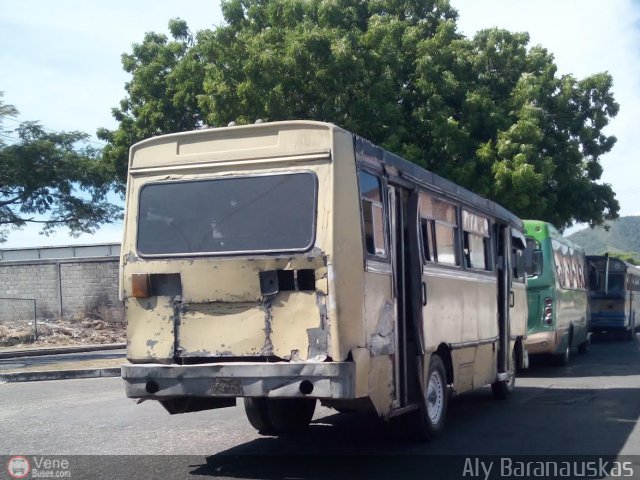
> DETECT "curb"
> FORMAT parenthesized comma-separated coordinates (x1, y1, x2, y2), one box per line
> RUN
(0, 367, 122, 383)
(0, 343, 126, 359)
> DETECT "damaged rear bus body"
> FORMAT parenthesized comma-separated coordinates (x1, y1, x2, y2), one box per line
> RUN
(121, 121, 528, 438)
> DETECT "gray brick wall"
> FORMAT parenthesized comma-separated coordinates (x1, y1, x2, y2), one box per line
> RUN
(0, 258, 123, 323)
(60, 261, 123, 321)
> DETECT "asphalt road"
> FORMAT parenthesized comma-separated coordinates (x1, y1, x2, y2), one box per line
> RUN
(1, 336, 639, 479)
(0, 349, 126, 372)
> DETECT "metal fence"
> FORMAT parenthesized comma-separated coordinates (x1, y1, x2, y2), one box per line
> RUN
(0, 297, 38, 340)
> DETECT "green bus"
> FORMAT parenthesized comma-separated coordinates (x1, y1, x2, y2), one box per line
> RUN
(524, 220, 590, 365)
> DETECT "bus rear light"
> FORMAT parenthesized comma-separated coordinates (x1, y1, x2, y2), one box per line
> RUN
(543, 297, 553, 325)
(132, 273, 151, 298)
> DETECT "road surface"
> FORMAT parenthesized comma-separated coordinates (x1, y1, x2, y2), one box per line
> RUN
(1, 336, 639, 478)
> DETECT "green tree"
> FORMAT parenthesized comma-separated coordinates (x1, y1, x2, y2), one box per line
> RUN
(0, 93, 121, 242)
(612, 253, 639, 266)
(99, 0, 619, 229)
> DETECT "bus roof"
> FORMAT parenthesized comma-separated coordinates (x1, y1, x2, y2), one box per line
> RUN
(129, 120, 523, 230)
(523, 219, 584, 252)
(586, 255, 640, 274)
(128, 120, 340, 171)
(355, 136, 523, 229)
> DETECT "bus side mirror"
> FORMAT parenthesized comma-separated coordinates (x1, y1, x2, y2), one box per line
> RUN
(531, 251, 543, 276)
(525, 249, 543, 276)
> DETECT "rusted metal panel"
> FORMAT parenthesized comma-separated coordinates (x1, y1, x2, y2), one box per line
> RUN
(330, 131, 367, 361)
(125, 298, 175, 363)
(178, 302, 265, 357)
(367, 355, 394, 416)
(362, 269, 396, 414)
(270, 291, 322, 360)
(350, 347, 370, 398)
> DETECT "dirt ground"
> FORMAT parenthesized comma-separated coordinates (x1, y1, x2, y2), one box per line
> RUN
(0, 317, 126, 348)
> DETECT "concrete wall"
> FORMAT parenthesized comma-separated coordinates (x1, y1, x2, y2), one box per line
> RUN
(0, 244, 123, 324)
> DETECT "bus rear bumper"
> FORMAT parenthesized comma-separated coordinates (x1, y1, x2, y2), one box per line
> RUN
(590, 313, 627, 331)
(122, 361, 356, 400)
(525, 331, 558, 355)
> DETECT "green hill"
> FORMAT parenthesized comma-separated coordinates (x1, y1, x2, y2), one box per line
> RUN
(567, 216, 640, 263)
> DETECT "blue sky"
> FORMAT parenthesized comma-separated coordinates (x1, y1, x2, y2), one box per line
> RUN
(1, 0, 639, 247)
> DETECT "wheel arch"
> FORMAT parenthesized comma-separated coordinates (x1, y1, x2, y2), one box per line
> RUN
(435, 343, 454, 385)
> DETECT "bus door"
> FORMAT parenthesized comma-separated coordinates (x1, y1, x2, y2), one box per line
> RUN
(388, 185, 423, 409)
(495, 223, 512, 375)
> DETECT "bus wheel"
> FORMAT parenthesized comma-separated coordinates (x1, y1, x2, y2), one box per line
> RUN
(244, 397, 276, 435)
(414, 355, 448, 441)
(625, 314, 636, 340)
(551, 343, 570, 366)
(491, 352, 516, 400)
(578, 336, 590, 354)
(267, 398, 316, 433)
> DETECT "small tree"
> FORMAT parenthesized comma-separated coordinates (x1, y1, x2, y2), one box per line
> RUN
(0, 93, 121, 242)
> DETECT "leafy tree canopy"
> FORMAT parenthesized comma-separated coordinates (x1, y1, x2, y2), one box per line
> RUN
(612, 253, 639, 266)
(0, 93, 121, 242)
(99, 0, 620, 229)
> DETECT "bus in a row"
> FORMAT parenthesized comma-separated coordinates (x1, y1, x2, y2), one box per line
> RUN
(120, 121, 529, 439)
(523, 221, 590, 365)
(587, 255, 640, 339)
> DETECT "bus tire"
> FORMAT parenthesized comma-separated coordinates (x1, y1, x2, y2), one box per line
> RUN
(491, 351, 516, 400)
(551, 343, 570, 366)
(414, 355, 448, 441)
(577, 338, 589, 354)
(244, 397, 276, 435)
(267, 398, 316, 433)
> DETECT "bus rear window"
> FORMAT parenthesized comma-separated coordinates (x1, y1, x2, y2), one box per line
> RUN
(137, 173, 316, 256)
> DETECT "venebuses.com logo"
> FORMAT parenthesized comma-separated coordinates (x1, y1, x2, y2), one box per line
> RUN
(6, 455, 72, 479)
(6, 456, 30, 479)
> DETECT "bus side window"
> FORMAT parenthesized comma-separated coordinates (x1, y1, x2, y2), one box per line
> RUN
(420, 218, 435, 262)
(358, 171, 386, 258)
(461, 210, 491, 270)
(434, 221, 459, 266)
(432, 199, 459, 266)
(512, 248, 525, 282)
(419, 193, 459, 266)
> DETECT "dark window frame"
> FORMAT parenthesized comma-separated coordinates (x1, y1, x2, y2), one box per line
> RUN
(357, 168, 390, 263)
(418, 190, 462, 269)
(460, 207, 494, 274)
(135, 171, 318, 258)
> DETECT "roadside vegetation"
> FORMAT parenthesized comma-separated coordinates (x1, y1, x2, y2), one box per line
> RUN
(0, 317, 125, 348)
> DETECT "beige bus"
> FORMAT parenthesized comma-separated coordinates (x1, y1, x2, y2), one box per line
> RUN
(120, 121, 528, 439)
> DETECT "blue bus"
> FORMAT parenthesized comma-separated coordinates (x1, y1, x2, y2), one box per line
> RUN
(587, 255, 640, 339)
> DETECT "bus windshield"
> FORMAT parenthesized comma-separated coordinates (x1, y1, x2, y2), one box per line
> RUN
(607, 274, 625, 291)
(136, 172, 317, 256)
